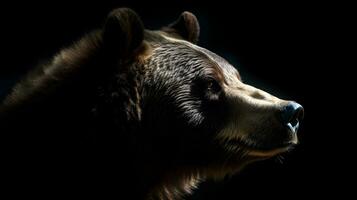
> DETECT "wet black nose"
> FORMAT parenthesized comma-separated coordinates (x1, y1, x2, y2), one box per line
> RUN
(281, 102, 304, 132)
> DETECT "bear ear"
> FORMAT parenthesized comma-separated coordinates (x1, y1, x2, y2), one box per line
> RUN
(103, 8, 144, 57)
(163, 11, 200, 44)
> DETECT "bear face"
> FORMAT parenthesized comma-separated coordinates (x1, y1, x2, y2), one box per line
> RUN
(0, 8, 304, 200)
(104, 10, 303, 163)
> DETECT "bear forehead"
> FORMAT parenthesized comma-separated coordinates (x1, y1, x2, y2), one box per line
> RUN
(145, 31, 241, 85)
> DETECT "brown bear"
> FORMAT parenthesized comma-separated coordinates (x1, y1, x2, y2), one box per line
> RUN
(0, 8, 303, 199)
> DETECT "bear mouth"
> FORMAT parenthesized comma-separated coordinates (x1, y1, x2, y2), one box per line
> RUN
(224, 137, 296, 158)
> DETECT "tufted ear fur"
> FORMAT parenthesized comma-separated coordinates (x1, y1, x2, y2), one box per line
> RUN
(163, 11, 200, 44)
(103, 8, 144, 58)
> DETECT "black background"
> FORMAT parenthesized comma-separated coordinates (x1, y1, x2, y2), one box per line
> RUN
(0, 0, 352, 199)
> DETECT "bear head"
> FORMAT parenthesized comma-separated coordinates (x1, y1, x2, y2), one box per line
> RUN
(0, 8, 304, 199)
(96, 8, 304, 198)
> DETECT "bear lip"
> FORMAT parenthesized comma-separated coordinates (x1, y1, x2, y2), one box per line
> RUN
(226, 137, 296, 158)
(247, 146, 292, 157)
(244, 143, 295, 158)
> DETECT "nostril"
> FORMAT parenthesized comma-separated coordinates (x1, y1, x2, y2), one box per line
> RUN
(281, 102, 304, 128)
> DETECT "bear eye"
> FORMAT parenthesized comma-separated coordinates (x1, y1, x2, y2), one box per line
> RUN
(206, 79, 221, 94)
(192, 78, 222, 100)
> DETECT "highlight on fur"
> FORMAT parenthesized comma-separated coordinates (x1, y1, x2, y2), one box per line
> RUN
(0, 8, 303, 199)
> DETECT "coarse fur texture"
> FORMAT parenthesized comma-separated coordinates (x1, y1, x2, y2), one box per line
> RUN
(0, 8, 303, 199)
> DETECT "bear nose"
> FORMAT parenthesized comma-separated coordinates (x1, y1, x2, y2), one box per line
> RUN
(280, 102, 304, 133)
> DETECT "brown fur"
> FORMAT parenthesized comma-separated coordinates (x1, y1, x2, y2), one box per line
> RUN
(0, 8, 303, 200)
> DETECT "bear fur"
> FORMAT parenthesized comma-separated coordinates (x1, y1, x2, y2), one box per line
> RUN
(0, 8, 302, 199)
